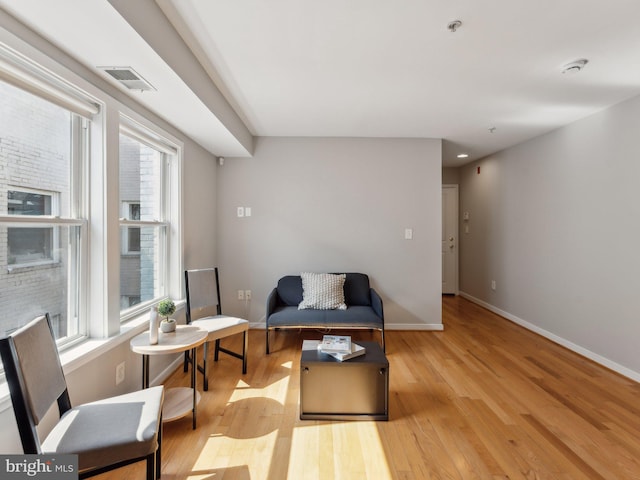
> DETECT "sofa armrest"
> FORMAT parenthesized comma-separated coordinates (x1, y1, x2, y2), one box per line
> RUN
(266, 287, 279, 325)
(370, 288, 384, 322)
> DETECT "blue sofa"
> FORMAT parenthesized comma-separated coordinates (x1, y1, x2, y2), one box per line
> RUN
(265, 273, 385, 353)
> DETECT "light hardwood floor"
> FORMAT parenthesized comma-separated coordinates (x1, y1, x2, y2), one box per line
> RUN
(99, 296, 640, 479)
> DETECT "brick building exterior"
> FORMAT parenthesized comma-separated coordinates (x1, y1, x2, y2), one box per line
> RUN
(0, 82, 70, 336)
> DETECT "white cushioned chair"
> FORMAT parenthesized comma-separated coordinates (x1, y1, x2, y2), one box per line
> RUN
(184, 267, 249, 391)
(0, 314, 164, 480)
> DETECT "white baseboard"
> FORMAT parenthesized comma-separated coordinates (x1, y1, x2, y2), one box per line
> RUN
(459, 291, 640, 383)
(386, 323, 444, 331)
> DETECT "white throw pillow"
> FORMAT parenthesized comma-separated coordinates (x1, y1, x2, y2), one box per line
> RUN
(298, 272, 347, 310)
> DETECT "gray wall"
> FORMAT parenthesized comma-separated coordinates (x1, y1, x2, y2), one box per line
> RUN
(459, 93, 640, 380)
(217, 137, 443, 329)
(442, 167, 460, 185)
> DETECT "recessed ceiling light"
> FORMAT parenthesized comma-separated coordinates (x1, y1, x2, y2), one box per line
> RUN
(561, 59, 588, 74)
(457, 153, 469, 159)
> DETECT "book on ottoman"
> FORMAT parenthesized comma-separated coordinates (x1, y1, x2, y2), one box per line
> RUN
(319, 334, 351, 353)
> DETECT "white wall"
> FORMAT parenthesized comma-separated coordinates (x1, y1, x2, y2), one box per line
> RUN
(459, 94, 640, 380)
(217, 137, 443, 330)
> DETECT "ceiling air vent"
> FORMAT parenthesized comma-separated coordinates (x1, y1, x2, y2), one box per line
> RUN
(98, 67, 156, 91)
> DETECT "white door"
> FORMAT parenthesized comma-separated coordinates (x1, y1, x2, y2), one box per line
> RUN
(442, 185, 458, 294)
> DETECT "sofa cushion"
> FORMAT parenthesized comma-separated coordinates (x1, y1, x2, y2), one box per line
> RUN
(343, 273, 372, 306)
(276, 276, 303, 305)
(298, 272, 347, 310)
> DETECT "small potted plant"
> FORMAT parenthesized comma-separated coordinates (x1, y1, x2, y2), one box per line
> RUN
(158, 298, 177, 332)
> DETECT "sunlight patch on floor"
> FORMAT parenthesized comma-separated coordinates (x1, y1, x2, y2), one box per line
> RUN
(187, 361, 294, 480)
(193, 429, 280, 480)
(185, 352, 391, 479)
(288, 421, 393, 479)
(228, 373, 291, 406)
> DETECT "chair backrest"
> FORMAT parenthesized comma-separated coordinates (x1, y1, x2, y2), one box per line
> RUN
(0, 314, 71, 453)
(185, 268, 222, 324)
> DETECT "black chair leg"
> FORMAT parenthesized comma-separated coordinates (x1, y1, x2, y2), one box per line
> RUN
(203, 342, 209, 392)
(156, 416, 162, 479)
(266, 329, 270, 354)
(214, 338, 221, 361)
(242, 331, 248, 374)
(183, 351, 190, 372)
(146, 453, 155, 480)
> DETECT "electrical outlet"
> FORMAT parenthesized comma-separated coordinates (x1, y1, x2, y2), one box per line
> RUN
(491, 280, 496, 291)
(245, 290, 252, 300)
(237, 290, 244, 300)
(116, 362, 125, 385)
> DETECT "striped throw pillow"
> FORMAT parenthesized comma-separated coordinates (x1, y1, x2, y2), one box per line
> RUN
(298, 272, 347, 310)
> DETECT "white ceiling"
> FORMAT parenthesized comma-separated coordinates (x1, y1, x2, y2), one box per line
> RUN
(2, 0, 640, 167)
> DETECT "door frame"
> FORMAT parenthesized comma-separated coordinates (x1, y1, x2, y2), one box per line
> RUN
(442, 184, 459, 295)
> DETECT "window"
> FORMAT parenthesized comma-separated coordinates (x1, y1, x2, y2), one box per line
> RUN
(7, 189, 59, 266)
(0, 79, 89, 343)
(0, 42, 181, 355)
(121, 201, 141, 254)
(119, 123, 177, 318)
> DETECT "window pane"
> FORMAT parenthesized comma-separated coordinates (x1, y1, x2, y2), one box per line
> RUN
(120, 225, 165, 310)
(119, 133, 166, 315)
(127, 227, 141, 253)
(8, 190, 52, 215)
(0, 82, 71, 216)
(0, 225, 80, 339)
(8, 227, 53, 264)
(0, 80, 82, 342)
(119, 134, 162, 221)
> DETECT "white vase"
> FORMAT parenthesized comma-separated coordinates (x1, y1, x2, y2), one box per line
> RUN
(149, 307, 159, 344)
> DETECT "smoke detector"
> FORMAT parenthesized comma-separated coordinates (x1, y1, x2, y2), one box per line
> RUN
(447, 20, 462, 32)
(561, 59, 588, 74)
(98, 67, 156, 91)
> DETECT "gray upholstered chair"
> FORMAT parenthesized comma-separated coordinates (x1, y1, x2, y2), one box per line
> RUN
(0, 314, 164, 480)
(184, 267, 248, 391)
